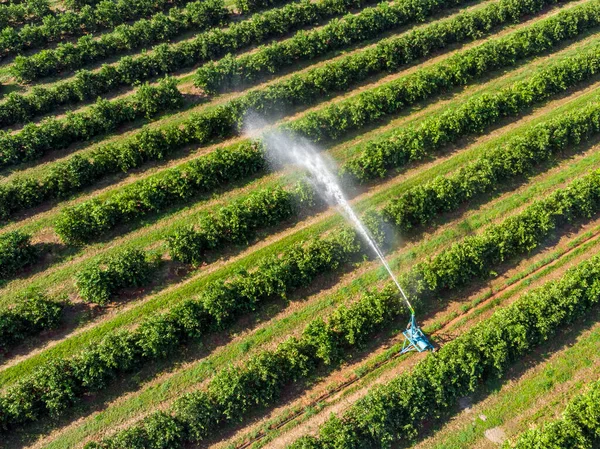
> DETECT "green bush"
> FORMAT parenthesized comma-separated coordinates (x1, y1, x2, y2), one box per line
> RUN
(75, 249, 157, 305)
(0, 231, 38, 280)
(0, 292, 63, 353)
(0, 0, 50, 29)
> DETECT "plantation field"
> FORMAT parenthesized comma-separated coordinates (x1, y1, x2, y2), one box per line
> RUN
(1, 0, 600, 447)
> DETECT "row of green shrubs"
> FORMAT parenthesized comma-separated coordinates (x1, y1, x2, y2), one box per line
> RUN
(507, 379, 600, 448)
(66, 0, 285, 13)
(0, 0, 191, 57)
(83, 169, 600, 448)
(166, 183, 322, 263)
(53, 143, 267, 244)
(193, 0, 564, 93)
(10, 0, 229, 79)
(9, 0, 377, 83)
(341, 41, 600, 182)
(380, 100, 600, 232)
(0, 0, 49, 29)
(46, 3, 600, 243)
(285, 0, 600, 142)
(0, 227, 363, 431)
(0, 77, 183, 169)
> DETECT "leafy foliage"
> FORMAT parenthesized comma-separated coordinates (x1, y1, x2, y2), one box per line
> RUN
(11, 0, 229, 80)
(0, 0, 49, 29)
(286, 0, 600, 143)
(54, 143, 267, 244)
(0, 77, 183, 169)
(0, 230, 38, 280)
(195, 0, 558, 93)
(0, 229, 362, 431)
(3, 2, 594, 223)
(9, 0, 377, 84)
(381, 101, 600, 232)
(75, 249, 157, 305)
(342, 42, 600, 182)
(0, 0, 192, 58)
(0, 292, 63, 354)
(166, 183, 319, 264)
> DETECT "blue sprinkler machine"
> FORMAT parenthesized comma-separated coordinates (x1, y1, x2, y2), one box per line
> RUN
(398, 289, 435, 355)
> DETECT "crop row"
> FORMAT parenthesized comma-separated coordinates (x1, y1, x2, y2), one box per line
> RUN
(0, 292, 63, 354)
(287, 247, 600, 448)
(44, 4, 600, 244)
(508, 379, 600, 448)
(0, 230, 38, 281)
(193, 0, 566, 93)
(0, 221, 358, 431)
(0, 0, 49, 29)
(70, 183, 318, 299)
(2, 15, 597, 229)
(0, 0, 192, 57)
(25, 0, 295, 75)
(165, 183, 322, 264)
(0, 0, 556, 222)
(8, 98, 594, 372)
(341, 42, 600, 182)
(0, 77, 183, 169)
(53, 144, 267, 244)
(5, 0, 458, 117)
(286, 0, 600, 142)
(67, 0, 290, 13)
(84, 169, 600, 448)
(10, 0, 230, 80)
(381, 99, 600, 232)
(10, 0, 380, 84)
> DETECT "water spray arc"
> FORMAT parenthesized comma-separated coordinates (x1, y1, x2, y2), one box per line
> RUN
(253, 124, 434, 355)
